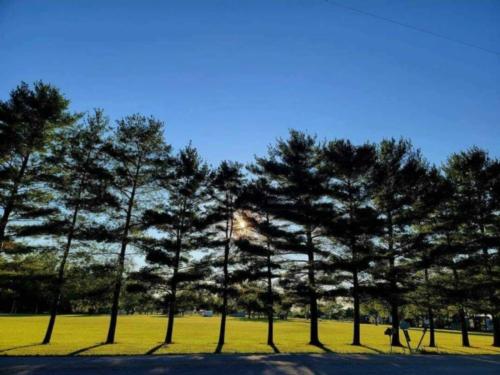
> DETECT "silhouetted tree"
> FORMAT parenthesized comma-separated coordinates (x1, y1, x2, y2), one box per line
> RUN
(0, 81, 77, 245)
(206, 161, 244, 353)
(34, 110, 112, 343)
(142, 144, 211, 344)
(319, 140, 380, 345)
(371, 139, 428, 346)
(235, 177, 282, 347)
(253, 131, 328, 346)
(443, 149, 500, 346)
(405, 167, 448, 348)
(104, 114, 171, 344)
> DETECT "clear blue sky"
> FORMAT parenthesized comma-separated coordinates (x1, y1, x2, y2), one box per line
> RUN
(1, 0, 499, 166)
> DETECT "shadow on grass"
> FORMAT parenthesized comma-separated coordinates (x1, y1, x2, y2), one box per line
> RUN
(0, 343, 41, 354)
(311, 342, 334, 353)
(145, 343, 167, 355)
(359, 344, 386, 354)
(269, 342, 280, 353)
(68, 343, 107, 356)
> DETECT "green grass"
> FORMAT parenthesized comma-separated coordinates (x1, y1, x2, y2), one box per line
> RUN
(0, 314, 499, 356)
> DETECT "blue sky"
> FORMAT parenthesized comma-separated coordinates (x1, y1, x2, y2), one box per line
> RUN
(1, 0, 499, 166)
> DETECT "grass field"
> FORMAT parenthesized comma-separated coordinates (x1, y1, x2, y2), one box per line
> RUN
(0, 314, 499, 356)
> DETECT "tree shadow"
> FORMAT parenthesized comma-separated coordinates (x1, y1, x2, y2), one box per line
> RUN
(0, 343, 41, 354)
(310, 342, 334, 353)
(268, 342, 280, 353)
(359, 344, 386, 354)
(68, 342, 107, 356)
(145, 342, 166, 355)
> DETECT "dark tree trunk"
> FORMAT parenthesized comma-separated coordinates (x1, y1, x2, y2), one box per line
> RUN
(387, 212, 401, 347)
(428, 306, 436, 347)
(215, 239, 230, 353)
(458, 307, 470, 347)
(424, 267, 436, 347)
(492, 315, 500, 347)
(106, 176, 138, 344)
(452, 266, 469, 347)
(388, 257, 401, 346)
(347, 189, 360, 346)
(106, 241, 127, 344)
(352, 267, 361, 345)
(0, 153, 30, 244)
(165, 290, 176, 343)
(390, 298, 401, 346)
(165, 237, 181, 344)
(266, 252, 274, 346)
(42, 202, 80, 344)
(306, 230, 321, 346)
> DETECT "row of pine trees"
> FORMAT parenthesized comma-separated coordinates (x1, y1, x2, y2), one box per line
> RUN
(0, 81, 499, 351)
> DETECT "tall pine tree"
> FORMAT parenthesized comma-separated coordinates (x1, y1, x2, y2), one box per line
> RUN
(104, 114, 171, 344)
(235, 177, 282, 348)
(205, 161, 244, 353)
(443, 148, 500, 346)
(371, 139, 427, 346)
(142, 144, 211, 344)
(253, 131, 328, 346)
(0, 81, 77, 245)
(319, 139, 379, 346)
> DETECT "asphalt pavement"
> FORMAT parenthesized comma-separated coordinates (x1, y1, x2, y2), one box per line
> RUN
(1, 353, 499, 375)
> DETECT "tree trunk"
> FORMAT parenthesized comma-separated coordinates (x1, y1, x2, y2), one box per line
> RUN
(42, 202, 80, 344)
(452, 266, 470, 347)
(0, 153, 30, 244)
(390, 298, 401, 346)
(458, 307, 470, 347)
(348, 187, 360, 346)
(389, 257, 401, 346)
(266, 251, 274, 346)
(387, 212, 401, 347)
(424, 267, 436, 347)
(106, 175, 138, 344)
(306, 230, 321, 346)
(215, 239, 230, 353)
(492, 315, 500, 347)
(352, 267, 361, 345)
(165, 236, 181, 344)
(428, 306, 436, 347)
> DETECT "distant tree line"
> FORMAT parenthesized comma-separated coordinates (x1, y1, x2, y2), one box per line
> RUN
(0, 81, 498, 350)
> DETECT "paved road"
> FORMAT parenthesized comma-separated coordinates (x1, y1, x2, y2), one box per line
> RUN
(1, 354, 499, 375)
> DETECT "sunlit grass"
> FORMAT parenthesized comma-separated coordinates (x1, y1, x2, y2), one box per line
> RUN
(0, 314, 498, 356)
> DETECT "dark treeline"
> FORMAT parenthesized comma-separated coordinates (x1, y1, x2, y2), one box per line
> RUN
(1, 81, 499, 349)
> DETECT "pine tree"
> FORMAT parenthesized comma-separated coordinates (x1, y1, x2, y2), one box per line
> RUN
(234, 177, 282, 348)
(35, 110, 112, 343)
(253, 130, 328, 346)
(104, 114, 171, 344)
(426, 167, 472, 346)
(405, 167, 447, 348)
(0, 81, 77, 246)
(319, 139, 380, 346)
(142, 144, 211, 344)
(443, 148, 500, 346)
(205, 161, 244, 353)
(371, 139, 428, 346)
